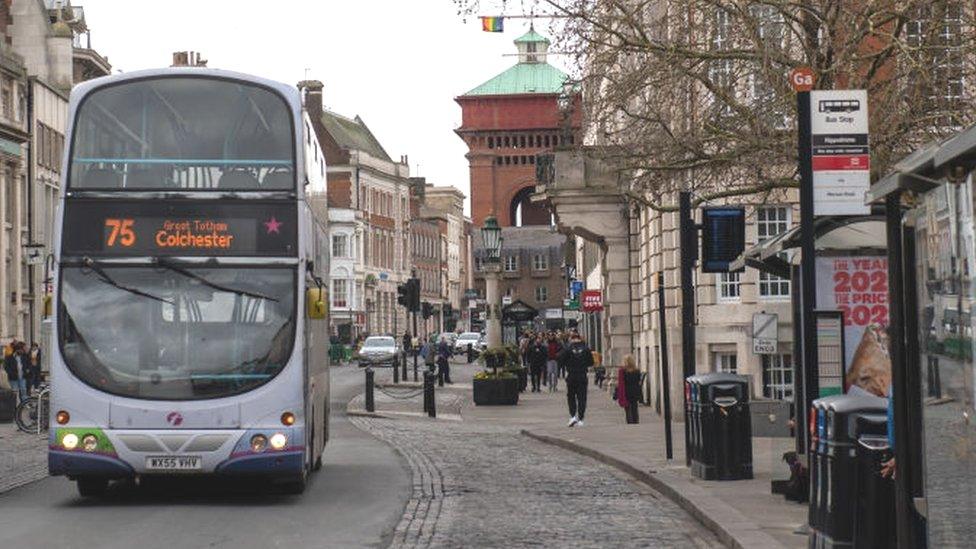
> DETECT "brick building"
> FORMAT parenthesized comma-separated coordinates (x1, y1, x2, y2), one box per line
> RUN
(455, 28, 580, 228)
(300, 80, 411, 341)
(409, 178, 442, 340)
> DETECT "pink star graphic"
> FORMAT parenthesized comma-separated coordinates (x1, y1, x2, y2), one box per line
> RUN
(263, 216, 283, 234)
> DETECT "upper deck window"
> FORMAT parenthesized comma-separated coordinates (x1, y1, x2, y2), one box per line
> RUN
(69, 77, 295, 191)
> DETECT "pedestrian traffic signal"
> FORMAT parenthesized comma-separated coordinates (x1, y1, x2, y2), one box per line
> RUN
(422, 302, 433, 319)
(399, 278, 421, 312)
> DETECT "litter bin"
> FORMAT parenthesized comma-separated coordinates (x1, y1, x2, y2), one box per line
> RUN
(0, 388, 15, 422)
(808, 394, 847, 540)
(852, 416, 895, 549)
(808, 393, 887, 549)
(691, 372, 752, 480)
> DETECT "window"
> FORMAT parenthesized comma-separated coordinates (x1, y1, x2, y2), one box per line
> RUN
(333, 279, 348, 308)
(332, 234, 347, 258)
(718, 272, 740, 301)
(535, 286, 548, 302)
(474, 256, 484, 271)
(504, 255, 518, 272)
(757, 206, 792, 298)
(762, 353, 793, 400)
(708, 8, 734, 118)
(532, 253, 549, 270)
(714, 353, 738, 374)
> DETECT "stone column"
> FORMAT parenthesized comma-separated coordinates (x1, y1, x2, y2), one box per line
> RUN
(602, 235, 635, 369)
(0, 163, 6, 339)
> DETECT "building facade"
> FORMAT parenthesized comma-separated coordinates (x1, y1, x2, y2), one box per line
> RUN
(301, 80, 411, 341)
(2, 0, 110, 343)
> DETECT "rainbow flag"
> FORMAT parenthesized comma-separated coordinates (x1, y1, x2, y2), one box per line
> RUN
(481, 16, 504, 32)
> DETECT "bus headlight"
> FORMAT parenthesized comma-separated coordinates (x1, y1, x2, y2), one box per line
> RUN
(82, 434, 98, 452)
(62, 433, 79, 450)
(250, 434, 268, 452)
(269, 433, 287, 450)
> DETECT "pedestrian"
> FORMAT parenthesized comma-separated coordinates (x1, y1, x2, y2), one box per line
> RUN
(27, 342, 41, 393)
(4, 342, 27, 404)
(559, 332, 594, 427)
(593, 351, 607, 389)
(615, 355, 642, 424)
(546, 335, 561, 392)
(402, 332, 412, 354)
(436, 336, 452, 385)
(422, 336, 436, 372)
(527, 336, 547, 392)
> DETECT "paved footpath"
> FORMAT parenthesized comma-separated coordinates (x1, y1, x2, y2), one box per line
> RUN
(353, 360, 806, 549)
(0, 423, 47, 494)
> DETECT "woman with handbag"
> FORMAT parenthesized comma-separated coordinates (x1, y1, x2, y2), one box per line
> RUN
(615, 355, 642, 424)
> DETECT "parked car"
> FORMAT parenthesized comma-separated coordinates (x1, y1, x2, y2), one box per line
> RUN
(357, 336, 398, 368)
(454, 332, 483, 354)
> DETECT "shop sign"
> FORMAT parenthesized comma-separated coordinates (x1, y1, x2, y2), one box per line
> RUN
(752, 313, 778, 355)
(545, 308, 562, 319)
(581, 290, 603, 312)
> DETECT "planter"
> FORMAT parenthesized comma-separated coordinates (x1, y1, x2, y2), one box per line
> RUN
(473, 377, 520, 406)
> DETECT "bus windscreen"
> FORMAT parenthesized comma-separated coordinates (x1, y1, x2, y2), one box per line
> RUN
(69, 77, 295, 190)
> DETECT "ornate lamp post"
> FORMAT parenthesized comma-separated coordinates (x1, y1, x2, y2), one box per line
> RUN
(481, 214, 503, 348)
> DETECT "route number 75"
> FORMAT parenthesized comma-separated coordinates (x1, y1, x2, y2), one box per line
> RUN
(105, 218, 136, 247)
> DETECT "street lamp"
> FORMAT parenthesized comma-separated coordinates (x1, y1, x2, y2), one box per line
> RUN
(481, 215, 503, 348)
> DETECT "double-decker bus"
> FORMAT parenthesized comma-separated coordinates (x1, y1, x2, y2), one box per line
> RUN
(47, 69, 330, 496)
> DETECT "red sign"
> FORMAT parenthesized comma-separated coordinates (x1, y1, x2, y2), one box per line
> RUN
(789, 67, 815, 92)
(581, 290, 603, 312)
(811, 155, 870, 171)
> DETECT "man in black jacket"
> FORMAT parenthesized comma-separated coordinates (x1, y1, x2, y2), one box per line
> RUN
(559, 332, 594, 427)
(526, 336, 548, 392)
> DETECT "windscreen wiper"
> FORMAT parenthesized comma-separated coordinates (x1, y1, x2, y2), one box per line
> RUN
(82, 258, 172, 304)
(153, 258, 278, 302)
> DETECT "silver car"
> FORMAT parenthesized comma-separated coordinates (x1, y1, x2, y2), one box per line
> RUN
(358, 336, 398, 368)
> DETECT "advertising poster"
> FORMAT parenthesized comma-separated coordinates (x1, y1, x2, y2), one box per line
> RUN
(816, 256, 891, 396)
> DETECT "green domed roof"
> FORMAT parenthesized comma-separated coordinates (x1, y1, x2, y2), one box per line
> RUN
(462, 63, 568, 96)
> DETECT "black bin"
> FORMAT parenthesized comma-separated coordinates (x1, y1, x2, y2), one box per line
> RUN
(808, 393, 887, 549)
(0, 388, 15, 422)
(690, 372, 752, 480)
(808, 394, 847, 544)
(852, 417, 895, 549)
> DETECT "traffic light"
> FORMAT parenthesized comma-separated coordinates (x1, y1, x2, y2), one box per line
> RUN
(397, 283, 410, 308)
(408, 277, 421, 312)
(422, 302, 433, 319)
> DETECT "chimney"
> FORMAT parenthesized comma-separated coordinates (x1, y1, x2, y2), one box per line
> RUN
(298, 80, 324, 121)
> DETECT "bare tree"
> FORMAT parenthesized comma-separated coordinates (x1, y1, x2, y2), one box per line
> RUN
(456, 1, 976, 209)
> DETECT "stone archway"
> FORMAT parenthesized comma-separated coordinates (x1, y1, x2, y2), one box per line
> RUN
(509, 186, 552, 227)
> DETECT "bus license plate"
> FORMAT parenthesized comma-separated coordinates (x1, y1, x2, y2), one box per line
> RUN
(146, 456, 202, 471)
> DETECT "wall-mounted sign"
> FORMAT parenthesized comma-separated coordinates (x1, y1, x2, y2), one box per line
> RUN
(810, 89, 870, 216)
(570, 280, 584, 296)
(701, 207, 746, 273)
(581, 290, 603, 312)
(752, 313, 778, 355)
(62, 200, 297, 257)
(502, 295, 513, 306)
(545, 308, 563, 319)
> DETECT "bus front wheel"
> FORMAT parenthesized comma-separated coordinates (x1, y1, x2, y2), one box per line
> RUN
(76, 477, 108, 497)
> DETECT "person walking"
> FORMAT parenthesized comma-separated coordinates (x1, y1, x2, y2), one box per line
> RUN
(422, 336, 436, 372)
(526, 336, 547, 392)
(559, 332, 594, 427)
(436, 336, 452, 385)
(615, 355, 642, 424)
(546, 335, 561, 392)
(4, 342, 27, 403)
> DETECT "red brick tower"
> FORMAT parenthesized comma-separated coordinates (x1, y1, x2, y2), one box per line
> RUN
(456, 29, 581, 227)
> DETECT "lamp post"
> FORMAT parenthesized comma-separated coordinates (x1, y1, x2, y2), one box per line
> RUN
(481, 215, 503, 348)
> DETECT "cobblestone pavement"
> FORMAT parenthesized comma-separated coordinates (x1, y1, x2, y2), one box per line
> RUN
(351, 415, 723, 549)
(0, 423, 47, 493)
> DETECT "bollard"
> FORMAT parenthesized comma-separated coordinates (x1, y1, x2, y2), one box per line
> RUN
(423, 371, 436, 418)
(402, 351, 408, 380)
(413, 350, 419, 382)
(393, 355, 400, 383)
(467, 343, 473, 363)
(365, 367, 375, 413)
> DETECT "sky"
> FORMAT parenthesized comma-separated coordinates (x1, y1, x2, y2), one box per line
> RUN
(78, 0, 567, 216)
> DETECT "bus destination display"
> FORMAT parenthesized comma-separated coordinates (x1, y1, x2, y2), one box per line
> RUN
(63, 201, 297, 257)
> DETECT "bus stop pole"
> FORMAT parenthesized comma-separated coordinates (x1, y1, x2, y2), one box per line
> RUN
(796, 89, 820, 442)
(679, 191, 696, 467)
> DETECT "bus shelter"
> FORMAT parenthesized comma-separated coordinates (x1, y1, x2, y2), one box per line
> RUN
(731, 214, 888, 456)
(867, 126, 976, 548)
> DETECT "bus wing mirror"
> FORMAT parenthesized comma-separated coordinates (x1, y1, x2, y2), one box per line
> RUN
(306, 287, 327, 319)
